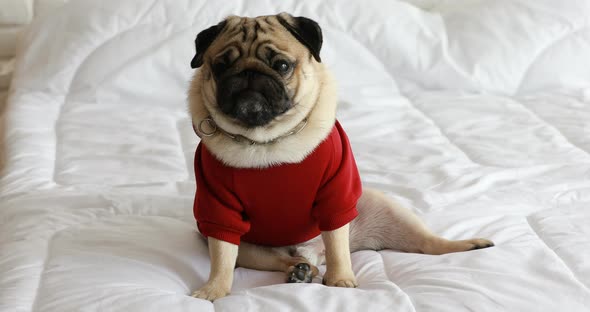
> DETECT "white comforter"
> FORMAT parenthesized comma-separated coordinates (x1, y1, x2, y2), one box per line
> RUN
(2, 0, 590, 311)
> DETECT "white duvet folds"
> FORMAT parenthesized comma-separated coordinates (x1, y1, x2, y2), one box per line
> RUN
(2, 0, 590, 311)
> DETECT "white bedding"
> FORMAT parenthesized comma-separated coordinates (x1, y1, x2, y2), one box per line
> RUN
(2, 0, 590, 311)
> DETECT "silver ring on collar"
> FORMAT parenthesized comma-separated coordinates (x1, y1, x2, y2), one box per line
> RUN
(198, 118, 217, 137)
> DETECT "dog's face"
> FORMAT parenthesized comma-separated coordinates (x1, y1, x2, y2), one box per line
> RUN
(190, 13, 323, 129)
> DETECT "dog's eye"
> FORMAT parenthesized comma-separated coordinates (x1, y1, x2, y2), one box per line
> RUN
(272, 60, 291, 75)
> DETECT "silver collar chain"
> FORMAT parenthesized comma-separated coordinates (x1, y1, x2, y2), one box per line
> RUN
(194, 116, 309, 145)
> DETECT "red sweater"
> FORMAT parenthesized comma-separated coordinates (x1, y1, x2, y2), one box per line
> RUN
(193, 121, 362, 246)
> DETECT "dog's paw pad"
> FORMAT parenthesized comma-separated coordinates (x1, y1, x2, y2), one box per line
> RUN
(286, 263, 313, 283)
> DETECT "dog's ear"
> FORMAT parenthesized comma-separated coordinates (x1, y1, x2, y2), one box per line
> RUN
(277, 13, 323, 63)
(191, 20, 227, 69)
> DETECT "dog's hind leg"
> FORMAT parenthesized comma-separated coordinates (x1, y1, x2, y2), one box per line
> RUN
(237, 242, 320, 283)
(350, 188, 494, 255)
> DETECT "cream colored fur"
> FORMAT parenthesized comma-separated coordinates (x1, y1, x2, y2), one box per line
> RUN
(192, 238, 238, 300)
(190, 14, 493, 302)
(321, 224, 357, 287)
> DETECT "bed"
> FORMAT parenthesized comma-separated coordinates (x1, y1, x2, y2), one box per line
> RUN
(2, 0, 590, 311)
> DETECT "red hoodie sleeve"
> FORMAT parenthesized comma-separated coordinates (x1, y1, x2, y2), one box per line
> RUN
(313, 122, 362, 231)
(193, 143, 250, 245)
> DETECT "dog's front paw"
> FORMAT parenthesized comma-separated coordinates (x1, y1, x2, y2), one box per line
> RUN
(322, 270, 358, 288)
(191, 283, 229, 301)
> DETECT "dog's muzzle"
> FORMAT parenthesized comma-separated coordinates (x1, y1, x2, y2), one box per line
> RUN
(217, 70, 291, 127)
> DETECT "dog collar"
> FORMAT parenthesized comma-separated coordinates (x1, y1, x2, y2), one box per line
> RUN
(193, 116, 309, 145)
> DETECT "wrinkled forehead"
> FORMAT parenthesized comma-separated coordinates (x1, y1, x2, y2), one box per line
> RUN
(223, 15, 290, 42)
(209, 15, 306, 59)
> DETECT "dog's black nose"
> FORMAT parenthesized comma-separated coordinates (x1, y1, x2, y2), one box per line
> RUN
(233, 90, 273, 127)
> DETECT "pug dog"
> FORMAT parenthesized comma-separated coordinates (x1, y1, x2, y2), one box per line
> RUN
(188, 13, 494, 301)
